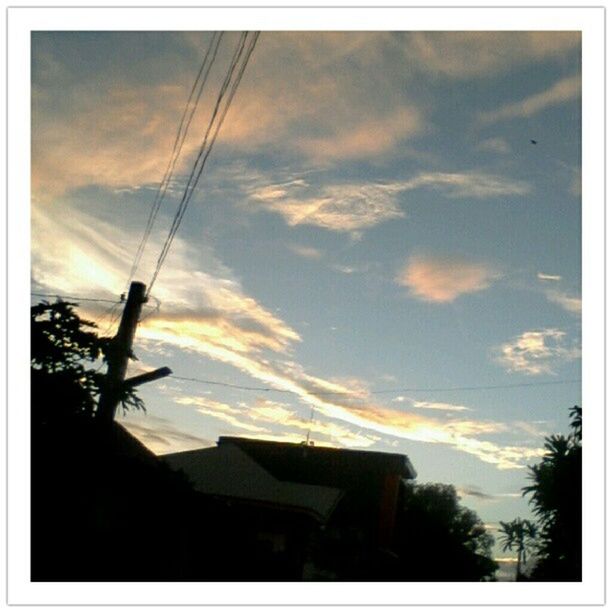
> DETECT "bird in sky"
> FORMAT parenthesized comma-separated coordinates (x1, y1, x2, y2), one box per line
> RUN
(530, 139, 538, 145)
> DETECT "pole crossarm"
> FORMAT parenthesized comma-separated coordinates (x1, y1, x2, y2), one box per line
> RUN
(124, 367, 172, 389)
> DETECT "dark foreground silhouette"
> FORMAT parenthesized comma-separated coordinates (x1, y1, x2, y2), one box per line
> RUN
(37, 300, 588, 582)
(31, 417, 497, 581)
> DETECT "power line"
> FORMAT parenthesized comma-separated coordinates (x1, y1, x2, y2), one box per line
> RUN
(147, 31, 259, 296)
(31, 292, 119, 304)
(31, 292, 125, 335)
(168, 374, 580, 396)
(125, 32, 225, 289)
(148, 32, 250, 294)
(31, 292, 580, 396)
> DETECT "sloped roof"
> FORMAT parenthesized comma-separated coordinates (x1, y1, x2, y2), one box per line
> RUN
(218, 436, 417, 485)
(162, 444, 343, 522)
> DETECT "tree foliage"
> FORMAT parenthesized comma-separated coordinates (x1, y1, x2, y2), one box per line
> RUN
(522, 406, 582, 581)
(499, 518, 538, 581)
(395, 482, 498, 581)
(31, 300, 143, 425)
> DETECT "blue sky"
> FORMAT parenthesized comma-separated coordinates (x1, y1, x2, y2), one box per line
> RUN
(31, 31, 581, 570)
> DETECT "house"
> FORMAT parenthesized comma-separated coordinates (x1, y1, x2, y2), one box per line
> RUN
(162, 437, 417, 579)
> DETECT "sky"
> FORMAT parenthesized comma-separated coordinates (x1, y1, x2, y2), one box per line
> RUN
(31, 30, 581, 574)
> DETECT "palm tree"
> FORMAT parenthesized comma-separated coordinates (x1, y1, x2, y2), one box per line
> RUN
(521, 406, 582, 580)
(499, 518, 538, 581)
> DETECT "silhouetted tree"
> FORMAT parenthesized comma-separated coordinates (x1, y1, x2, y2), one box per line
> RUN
(30, 300, 200, 580)
(499, 518, 538, 580)
(31, 300, 143, 426)
(522, 406, 582, 581)
(395, 482, 498, 581)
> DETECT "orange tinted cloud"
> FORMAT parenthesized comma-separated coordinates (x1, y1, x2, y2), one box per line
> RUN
(397, 255, 499, 303)
(297, 107, 422, 160)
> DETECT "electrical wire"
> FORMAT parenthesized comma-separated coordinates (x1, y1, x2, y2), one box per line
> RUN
(168, 374, 581, 396)
(31, 292, 119, 304)
(125, 32, 225, 289)
(147, 31, 259, 296)
(139, 295, 161, 322)
(101, 304, 123, 337)
(148, 32, 250, 294)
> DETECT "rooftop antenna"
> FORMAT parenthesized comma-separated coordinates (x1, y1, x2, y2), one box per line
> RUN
(304, 405, 315, 446)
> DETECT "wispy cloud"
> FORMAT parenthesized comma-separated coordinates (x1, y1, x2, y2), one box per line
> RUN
(32, 179, 542, 469)
(536, 273, 580, 314)
(494, 329, 581, 375)
(32, 33, 427, 197)
(545, 290, 581, 315)
(32, 203, 301, 356)
(392, 396, 472, 413)
(137, 309, 543, 469)
(401, 172, 529, 198)
(456, 485, 495, 501)
(117, 414, 213, 455)
(297, 107, 422, 160)
(411, 400, 472, 413)
(247, 171, 528, 234)
(32, 31, 578, 199)
(247, 399, 380, 448)
(537, 272, 562, 282)
(286, 244, 324, 260)
(479, 75, 581, 124)
(477, 137, 510, 154)
(249, 180, 406, 233)
(32, 82, 200, 196)
(402, 32, 580, 79)
(397, 255, 500, 303)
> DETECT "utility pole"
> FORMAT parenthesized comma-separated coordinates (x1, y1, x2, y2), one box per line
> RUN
(97, 281, 170, 424)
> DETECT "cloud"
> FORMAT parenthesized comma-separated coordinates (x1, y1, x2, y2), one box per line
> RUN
(397, 255, 499, 303)
(249, 180, 406, 233)
(117, 414, 213, 455)
(513, 420, 549, 439)
(32, 182, 541, 469)
(32, 82, 200, 197)
(477, 137, 510, 154)
(479, 75, 581, 124)
(32, 32, 426, 197)
(545, 290, 582, 315)
(537, 272, 562, 282)
(31, 202, 301, 356)
(296, 107, 422, 160)
(31, 204, 132, 300)
(247, 171, 528, 234)
(402, 32, 580, 79)
(287, 244, 323, 260)
(33, 31, 562, 198)
(136, 308, 543, 468)
(456, 485, 495, 501)
(536, 273, 580, 315)
(411, 400, 472, 413)
(247, 399, 380, 448)
(494, 329, 581, 375)
(175, 395, 268, 433)
(173, 395, 379, 448)
(331, 264, 369, 275)
(401, 172, 530, 199)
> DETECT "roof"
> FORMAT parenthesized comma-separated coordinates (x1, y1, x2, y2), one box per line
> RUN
(162, 444, 343, 522)
(218, 436, 417, 485)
